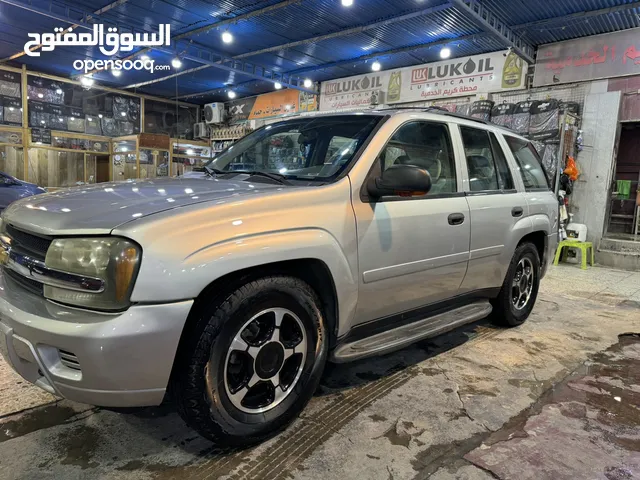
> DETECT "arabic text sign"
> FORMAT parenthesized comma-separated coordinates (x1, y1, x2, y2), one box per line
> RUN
(393, 51, 525, 103)
(227, 89, 318, 123)
(533, 28, 640, 87)
(250, 89, 301, 119)
(319, 51, 527, 111)
(319, 72, 390, 111)
(24, 24, 171, 57)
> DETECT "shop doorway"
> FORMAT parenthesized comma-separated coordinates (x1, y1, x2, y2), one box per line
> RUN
(607, 122, 640, 239)
(95, 155, 110, 183)
(85, 154, 111, 184)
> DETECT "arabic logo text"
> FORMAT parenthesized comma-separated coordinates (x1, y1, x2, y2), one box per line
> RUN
(24, 24, 171, 57)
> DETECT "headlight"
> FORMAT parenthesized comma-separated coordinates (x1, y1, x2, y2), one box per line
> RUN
(44, 237, 141, 311)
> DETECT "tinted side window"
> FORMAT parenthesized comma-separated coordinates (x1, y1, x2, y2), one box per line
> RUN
(381, 121, 457, 194)
(489, 132, 514, 190)
(460, 126, 499, 191)
(505, 136, 550, 190)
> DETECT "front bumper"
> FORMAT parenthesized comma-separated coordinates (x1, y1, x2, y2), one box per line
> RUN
(0, 269, 193, 407)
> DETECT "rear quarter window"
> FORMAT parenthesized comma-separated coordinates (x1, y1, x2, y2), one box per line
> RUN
(504, 136, 550, 190)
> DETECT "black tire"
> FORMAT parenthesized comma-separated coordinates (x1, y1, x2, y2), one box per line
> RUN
(172, 276, 327, 446)
(491, 242, 541, 327)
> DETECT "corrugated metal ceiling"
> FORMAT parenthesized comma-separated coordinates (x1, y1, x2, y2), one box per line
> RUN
(0, 0, 639, 104)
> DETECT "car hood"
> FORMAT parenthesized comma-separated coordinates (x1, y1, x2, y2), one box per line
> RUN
(2, 176, 282, 236)
(19, 180, 43, 188)
(17, 180, 46, 192)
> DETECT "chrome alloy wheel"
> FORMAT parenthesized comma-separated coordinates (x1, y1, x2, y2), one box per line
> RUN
(512, 258, 534, 311)
(223, 308, 307, 414)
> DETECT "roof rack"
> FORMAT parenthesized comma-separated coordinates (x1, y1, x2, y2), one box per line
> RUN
(374, 106, 490, 126)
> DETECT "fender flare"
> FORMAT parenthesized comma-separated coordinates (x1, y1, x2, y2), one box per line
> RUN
(132, 228, 358, 335)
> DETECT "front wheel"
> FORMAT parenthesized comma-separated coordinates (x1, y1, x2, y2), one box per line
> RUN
(491, 242, 541, 327)
(172, 276, 328, 446)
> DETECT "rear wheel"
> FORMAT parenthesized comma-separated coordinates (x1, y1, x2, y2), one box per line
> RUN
(173, 276, 327, 446)
(492, 242, 541, 327)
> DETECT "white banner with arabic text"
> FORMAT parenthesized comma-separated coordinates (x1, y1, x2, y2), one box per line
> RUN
(319, 50, 527, 111)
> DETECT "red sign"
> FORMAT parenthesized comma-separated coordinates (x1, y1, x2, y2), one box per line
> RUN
(534, 28, 640, 86)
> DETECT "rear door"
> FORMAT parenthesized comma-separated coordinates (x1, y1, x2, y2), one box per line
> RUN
(502, 135, 556, 220)
(452, 124, 531, 293)
(501, 134, 559, 259)
(351, 120, 471, 324)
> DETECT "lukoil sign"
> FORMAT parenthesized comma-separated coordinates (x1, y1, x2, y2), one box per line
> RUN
(324, 75, 384, 95)
(410, 56, 496, 82)
(319, 50, 527, 111)
(320, 73, 388, 111)
(397, 51, 525, 103)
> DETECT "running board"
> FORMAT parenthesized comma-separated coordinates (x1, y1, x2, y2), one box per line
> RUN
(331, 300, 493, 363)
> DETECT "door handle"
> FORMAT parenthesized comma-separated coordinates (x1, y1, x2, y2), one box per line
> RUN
(448, 213, 465, 226)
(512, 207, 524, 217)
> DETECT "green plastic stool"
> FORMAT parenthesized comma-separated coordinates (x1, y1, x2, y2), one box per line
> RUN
(553, 239, 594, 270)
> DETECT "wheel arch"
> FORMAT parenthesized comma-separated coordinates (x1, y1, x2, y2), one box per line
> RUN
(168, 257, 341, 392)
(517, 230, 547, 265)
(198, 258, 338, 343)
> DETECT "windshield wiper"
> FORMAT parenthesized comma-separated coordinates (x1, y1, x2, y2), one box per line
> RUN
(203, 165, 226, 178)
(234, 170, 291, 185)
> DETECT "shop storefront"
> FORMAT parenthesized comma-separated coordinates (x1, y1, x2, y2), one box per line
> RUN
(112, 134, 172, 181)
(0, 128, 24, 180)
(172, 140, 213, 176)
(0, 64, 200, 189)
(22, 128, 112, 188)
(534, 28, 640, 257)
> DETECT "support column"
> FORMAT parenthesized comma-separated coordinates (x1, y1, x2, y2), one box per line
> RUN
(21, 64, 28, 181)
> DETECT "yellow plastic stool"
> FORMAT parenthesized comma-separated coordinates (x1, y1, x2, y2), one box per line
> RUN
(553, 239, 594, 270)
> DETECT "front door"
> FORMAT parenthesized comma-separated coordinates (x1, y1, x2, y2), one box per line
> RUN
(351, 120, 470, 325)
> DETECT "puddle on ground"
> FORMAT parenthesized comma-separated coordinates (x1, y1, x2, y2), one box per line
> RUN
(465, 333, 640, 475)
(376, 419, 426, 449)
(57, 424, 101, 470)
(0, 403, 95, 443)
(620, 300, 640, 309)
(368, 414, 387, 423)
(457, 385, 499, 397)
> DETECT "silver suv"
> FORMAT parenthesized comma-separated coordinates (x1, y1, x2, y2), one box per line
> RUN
(0, 109, 558, 445)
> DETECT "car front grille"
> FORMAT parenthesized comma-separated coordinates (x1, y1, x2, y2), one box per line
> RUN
(2, 224, 52, 296)
(5, 224, 52, 261)
(4, 267, 44, 295)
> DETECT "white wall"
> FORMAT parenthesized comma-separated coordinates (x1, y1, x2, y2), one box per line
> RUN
(569, 84, 622, 245)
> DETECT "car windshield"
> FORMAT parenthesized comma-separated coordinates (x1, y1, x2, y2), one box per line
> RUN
(206, 115, 382, 181)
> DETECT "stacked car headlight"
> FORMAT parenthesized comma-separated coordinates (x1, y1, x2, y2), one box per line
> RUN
(44, 237, 141, 311)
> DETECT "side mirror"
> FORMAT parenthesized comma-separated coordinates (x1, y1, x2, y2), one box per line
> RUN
(0, 176, 19, 186)
(367, 164, 432, 199)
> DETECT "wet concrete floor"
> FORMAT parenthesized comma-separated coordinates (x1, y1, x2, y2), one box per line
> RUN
(0, 265, 639, 479)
